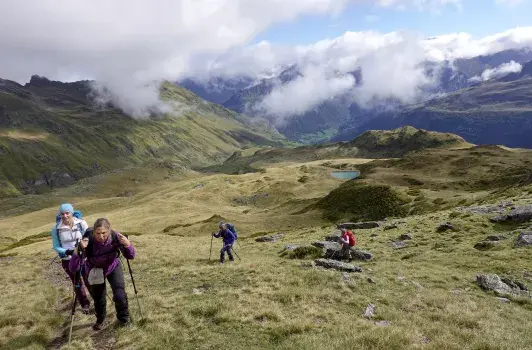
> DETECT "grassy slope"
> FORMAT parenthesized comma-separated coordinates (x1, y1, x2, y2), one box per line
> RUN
(0, 80, 286, 198)
(2, 149, 532, 349)
(200, 126, 473, 175)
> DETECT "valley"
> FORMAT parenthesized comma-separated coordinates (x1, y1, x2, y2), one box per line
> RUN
(1, 125, 532, 349)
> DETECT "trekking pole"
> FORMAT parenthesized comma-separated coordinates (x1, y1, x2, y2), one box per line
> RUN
(68, 239, 82, 348)
(209, 234, 213, 261)
(124, 234, 144, 321)
(230, 246, 241, 261)
(50, 255, 59, 266)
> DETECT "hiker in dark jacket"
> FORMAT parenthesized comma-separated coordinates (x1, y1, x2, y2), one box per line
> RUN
(70, 218, 135, 330)
(213, 223, 235, 263)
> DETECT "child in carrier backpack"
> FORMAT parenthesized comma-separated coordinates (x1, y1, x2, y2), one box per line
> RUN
(339, 227, 356, 262)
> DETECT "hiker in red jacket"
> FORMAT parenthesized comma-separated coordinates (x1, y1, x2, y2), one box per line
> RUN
(339, 227, 356, 262)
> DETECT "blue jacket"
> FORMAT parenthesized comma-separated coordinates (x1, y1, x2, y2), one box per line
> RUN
(214, 229, 235, 245)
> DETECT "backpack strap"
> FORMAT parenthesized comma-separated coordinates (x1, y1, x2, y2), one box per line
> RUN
(84, 229, 121, 258)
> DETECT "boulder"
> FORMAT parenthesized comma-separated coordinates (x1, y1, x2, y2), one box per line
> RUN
(363, 304, 375, 319)
(476, 274, 530, 297)
(474, 241, 500, 250)
(255, 233, 284, 242)
(325, 234, 342, 243)
(352, 249, 373, 261)
(490, 205, 532, 224)
(282, 244, 299, 251)
(338, 222, 380, 230)
(399, 234, 412, 240)
(437, 222, 454, 232)
(515, 232, 532, 248)
(486, 235, 507, 241)
(390, 241, 407, 249)
(312, 241, 340, 250)
(314, 258, 363, 273)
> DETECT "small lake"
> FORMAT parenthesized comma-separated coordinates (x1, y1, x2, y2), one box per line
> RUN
(331, 170, 360, 180)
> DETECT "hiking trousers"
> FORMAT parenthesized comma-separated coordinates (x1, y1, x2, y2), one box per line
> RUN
(61, 259, 90, 308)
(89, 260, 130, 324)
(220, 243, 234, 263)
(341, 243, 353, 260)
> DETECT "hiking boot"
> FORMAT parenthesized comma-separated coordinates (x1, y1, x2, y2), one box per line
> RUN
(92, 322, 103, 331)
(118, 319, 131, 328)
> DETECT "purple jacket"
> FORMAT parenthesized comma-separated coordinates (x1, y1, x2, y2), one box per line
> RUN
(69, 230, 135, 277)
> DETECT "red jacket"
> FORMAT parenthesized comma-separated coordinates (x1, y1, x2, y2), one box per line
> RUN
(341, 230, 356, 246)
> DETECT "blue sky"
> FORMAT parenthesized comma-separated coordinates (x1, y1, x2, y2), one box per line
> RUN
(254, 0, 532, 45)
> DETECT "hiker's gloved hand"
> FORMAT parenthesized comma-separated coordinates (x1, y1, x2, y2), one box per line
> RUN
(116, 232, 131, 248)
(65, 249, 74, 256)
(75, 238, 89, 255)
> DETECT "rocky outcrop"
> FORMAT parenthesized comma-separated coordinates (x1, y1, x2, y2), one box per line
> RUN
(476, 274, 529, 297)
(490, 205, 532, 224)
(314, 258, 363, 272)
(338, 221, 380, 229)
(515, 232, 532, 248)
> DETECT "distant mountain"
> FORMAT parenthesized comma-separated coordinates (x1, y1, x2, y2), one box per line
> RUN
(178, 48, 532, 144)
(334, 65, 532, 148)
(453, 48, 532, 77)
(178, 76, 254, 105)
(0, 75, 286, 198)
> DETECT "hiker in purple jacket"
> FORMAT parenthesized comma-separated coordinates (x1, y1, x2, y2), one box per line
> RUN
(70, 218, 135, 331)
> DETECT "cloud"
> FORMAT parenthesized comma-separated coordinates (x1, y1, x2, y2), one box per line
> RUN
(185, 26, 532, 119)
(253, 65, 356, 123)
(469, 60, 523, 82)
(0, 0, 353, 118)
(2, 1, 532, 120)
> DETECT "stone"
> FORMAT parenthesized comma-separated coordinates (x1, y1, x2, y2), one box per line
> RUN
(437, 222, 454, 232)
(486, 235, 507, 241)
(351, 249, 373, 261)
(314, 258, 363, 273)
(474, 241, 499, 250)
(375, 321, 392, 327)
(363, 304, 375, 319)
(490, 205, 532, 224)
(338, 222, 380, 230)
(383, 224, 398, 231)
(390, 241, 407, 249)
(312, 241, 341, 250)
(282, 244, 299, 251)
(476, 274, 530, 297)
(255, 233, 284, 242)
(399, 234, 412, 240)
(515, 232, 532, 248)
(325, 234, 342, 243)
(193, 183, 204, 189)
(497, 297, 510, 303)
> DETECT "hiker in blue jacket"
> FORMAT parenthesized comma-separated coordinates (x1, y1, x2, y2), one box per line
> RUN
(212, 223, 235, 263)
(51, 203, 91, 314)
